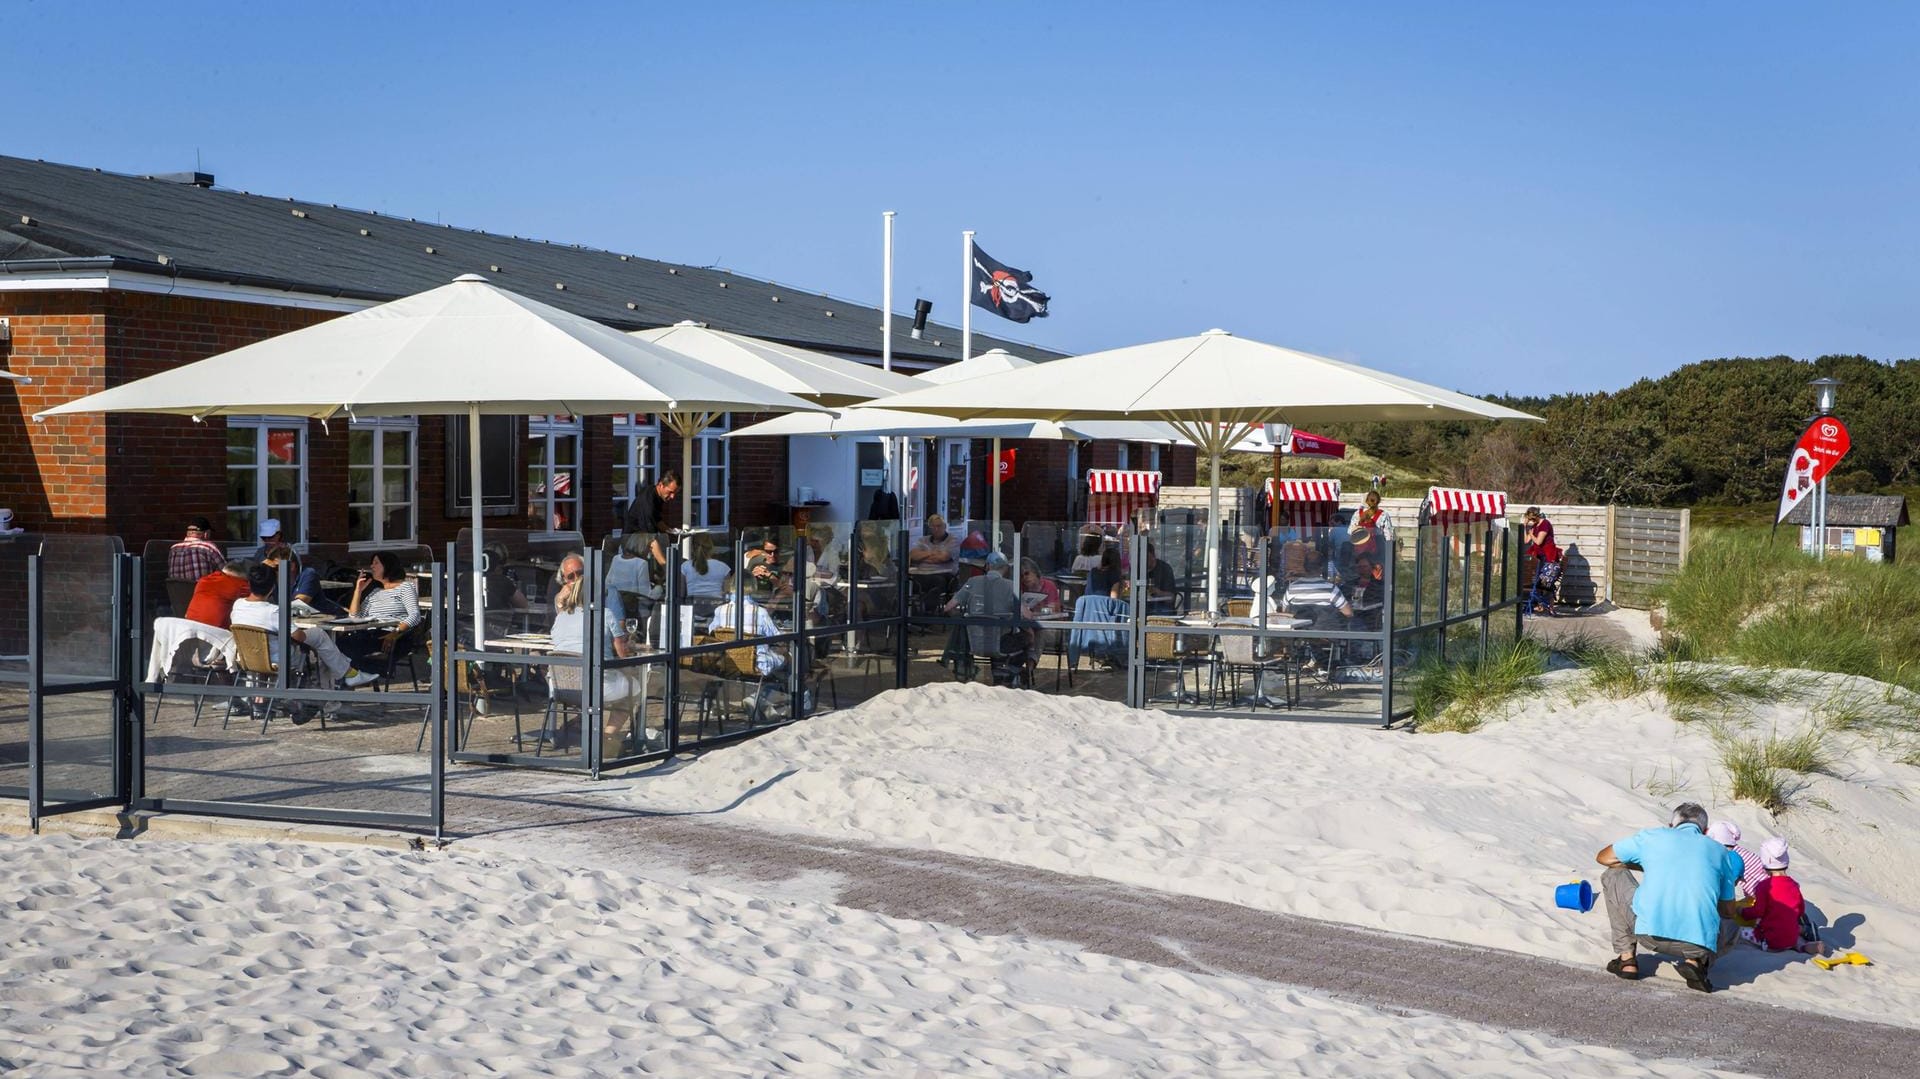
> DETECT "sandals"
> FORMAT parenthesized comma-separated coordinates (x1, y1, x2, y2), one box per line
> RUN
(1606, 956, 1641, 980)
(1677, 958, 1713, 993)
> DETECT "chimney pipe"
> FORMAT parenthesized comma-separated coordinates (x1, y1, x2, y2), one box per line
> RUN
(910, 298, 932, 340)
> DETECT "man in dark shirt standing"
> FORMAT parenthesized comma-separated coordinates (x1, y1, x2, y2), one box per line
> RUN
(619, 474, 680, 635)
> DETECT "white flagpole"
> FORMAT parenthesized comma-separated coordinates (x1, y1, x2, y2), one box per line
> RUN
(962, 230, 975, 363)
(991, 435, 1002, 553)
(882, 210, 902, 515)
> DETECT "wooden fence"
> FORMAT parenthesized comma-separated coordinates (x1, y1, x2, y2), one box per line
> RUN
(1610, 506, 1690, 609)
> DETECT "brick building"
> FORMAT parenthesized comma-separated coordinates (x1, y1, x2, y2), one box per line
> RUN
(0, 155, 1192, 554)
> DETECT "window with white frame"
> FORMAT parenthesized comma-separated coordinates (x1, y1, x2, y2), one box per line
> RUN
(348, 416, 417, 546)
(613, 413, 659, 522)
(688, 414, 730, 530)
(527, 414, 583, 535)
(226, 417, 307, 549)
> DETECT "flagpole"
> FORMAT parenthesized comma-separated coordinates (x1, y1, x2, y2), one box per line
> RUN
(991, 435, 1002, 554)
(961, 230, 975, 363)
(882, 210, 902, 515)
(962, 229, 975, 532)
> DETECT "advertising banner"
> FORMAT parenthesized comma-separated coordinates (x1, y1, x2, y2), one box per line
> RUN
(1775, 415, 1851, 525)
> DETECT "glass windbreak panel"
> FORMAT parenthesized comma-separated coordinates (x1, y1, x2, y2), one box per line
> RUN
(32, 689, 118, 803)
(143, 578, 439, 818)
(676, 530, 737, 645)
(799, 522, 855, 632)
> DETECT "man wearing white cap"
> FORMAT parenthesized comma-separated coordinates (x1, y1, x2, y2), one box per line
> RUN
(257, 517, 284, 547)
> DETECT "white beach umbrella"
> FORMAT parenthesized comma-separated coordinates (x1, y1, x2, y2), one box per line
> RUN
(35, 274, 825, 648)
(858, 329, 1539, 609)
(630, 321, 922, 408)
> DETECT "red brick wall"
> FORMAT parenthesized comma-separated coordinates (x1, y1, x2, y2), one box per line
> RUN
(0, 292, 112, 533)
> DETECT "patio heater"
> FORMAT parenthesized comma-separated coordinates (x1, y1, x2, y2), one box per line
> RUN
(1810, 377, 1839, 561)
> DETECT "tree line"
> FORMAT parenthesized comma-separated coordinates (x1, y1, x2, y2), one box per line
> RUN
(1319, 354, 1920, 507)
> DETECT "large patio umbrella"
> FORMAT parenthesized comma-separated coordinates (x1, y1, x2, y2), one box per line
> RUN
(34, 274, 825, 649)
(631, 320, 923, 530)
(732, 349, 1169, 541)
(856, 329, 1539, 610)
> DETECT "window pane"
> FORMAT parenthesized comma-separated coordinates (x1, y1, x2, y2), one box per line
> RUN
(348, 505, 372, 544)
(349, 429, 374, 466)
(383, 431, 411, 467)
(276, 509, 302, 544)
(382, 469, 410, 506)
(228, 472, 253, 509)
(267, 468, 299, 505)
(384, 505, 412, 542)
(348, 466, 374, 505)
(227, 428, 257, 465)
(227, 509, 256, 543)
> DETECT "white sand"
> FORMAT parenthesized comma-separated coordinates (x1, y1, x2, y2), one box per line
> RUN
(0, 837, 1743, 1077)
(628, 676, 1920, 1028)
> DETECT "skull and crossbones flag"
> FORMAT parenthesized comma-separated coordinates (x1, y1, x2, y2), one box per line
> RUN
(970, 244, 1050, 324)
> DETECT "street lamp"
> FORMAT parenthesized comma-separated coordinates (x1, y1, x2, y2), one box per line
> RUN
(1811, 376, 1839, 415)
(1808, 377, 1841, 561)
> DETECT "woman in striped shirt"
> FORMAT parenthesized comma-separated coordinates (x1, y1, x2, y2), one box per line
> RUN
(349, 551, 422, 628)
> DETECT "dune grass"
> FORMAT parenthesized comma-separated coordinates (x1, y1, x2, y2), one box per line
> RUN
(1714, 725, 1834, 814)
(1663, 528, 1920, 692)
(1411, 638, 1551, 733)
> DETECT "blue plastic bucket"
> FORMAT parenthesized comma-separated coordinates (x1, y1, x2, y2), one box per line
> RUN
(1555, 880, 1595, 912)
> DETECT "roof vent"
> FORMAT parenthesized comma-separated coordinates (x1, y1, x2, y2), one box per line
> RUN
(770, 296, 780, 303)
(554, 282, 566, 291)
(424, 246, 436, 254)
(626, 302, 638, 310)
(489, 264, 501, 272)
(18, 215, 33, 227)
(154, 171, 215, 188)
(157, 255, 172, 266)
(358, 228, 371, 237)
(619, 255, 630, 261)
(824, 310, 834, 318)
(718, 282, 728, 289)
(290, 208, 309, 219)
(667, 268, 678, 275)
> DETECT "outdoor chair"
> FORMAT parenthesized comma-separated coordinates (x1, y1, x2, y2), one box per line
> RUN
(1143, 616, 1214, 706)
(164, 578, 198, 619)
(162, 636, 231, 727)
(226, 623, 319, 733)
(535, 652, 588, 757)
(684, 628, 778, 737)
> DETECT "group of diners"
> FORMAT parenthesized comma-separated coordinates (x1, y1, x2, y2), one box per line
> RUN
(163, 515, 425, 715)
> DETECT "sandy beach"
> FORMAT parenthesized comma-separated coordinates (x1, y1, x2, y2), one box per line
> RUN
(0, 835, 1750, 1077)
(623, 674, 1920, 1028)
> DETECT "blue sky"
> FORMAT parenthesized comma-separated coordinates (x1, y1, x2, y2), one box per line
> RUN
(11, 2, 1920, 395)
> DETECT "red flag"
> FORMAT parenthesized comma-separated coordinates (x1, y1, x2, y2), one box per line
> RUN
(1775, 416, 1851, 525)
(993, 448, 1017, 485)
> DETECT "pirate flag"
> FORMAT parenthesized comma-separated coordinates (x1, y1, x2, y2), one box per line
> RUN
(970, 244, 1050, 323)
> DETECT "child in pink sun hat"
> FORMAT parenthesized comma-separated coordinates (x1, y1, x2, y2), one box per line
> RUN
(1737, 838, 1827, 955)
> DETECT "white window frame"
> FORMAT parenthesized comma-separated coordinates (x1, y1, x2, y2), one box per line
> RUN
(225, 416, 309, 554)
(527, 414, 584, 538)
(688, 414, 731, 530)
(613, 412, 660, 520)
(347, 416, 419, 549)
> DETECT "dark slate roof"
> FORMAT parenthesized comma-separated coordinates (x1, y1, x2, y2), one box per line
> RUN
(1781, 494, 1909, 528)
(0, 154, 1059, 366)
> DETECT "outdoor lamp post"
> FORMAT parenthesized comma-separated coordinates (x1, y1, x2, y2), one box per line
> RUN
(1811, 376, 1839, 415)
(1810, 376, 1840, 559)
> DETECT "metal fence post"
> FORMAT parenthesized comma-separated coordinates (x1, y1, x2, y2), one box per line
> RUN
(1380, 537, 1397, 728)
(430, 561, 446, 839)
(894, 526, 909, 690)
(26, 554, 42, 832)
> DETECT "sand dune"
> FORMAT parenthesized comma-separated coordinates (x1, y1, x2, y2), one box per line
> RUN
(628, 675, 1920, 1028)
(0, 836, 1745, 1077)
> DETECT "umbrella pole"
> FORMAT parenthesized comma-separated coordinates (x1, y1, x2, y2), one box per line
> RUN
(990, 436, 1001, 553)
(469, 404, 486, 653)
(1208, 438, 1222, 614)
(681, 430, 694, 533)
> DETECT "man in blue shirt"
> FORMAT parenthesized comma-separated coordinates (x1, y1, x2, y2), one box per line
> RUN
(1596, 802, 1741, 991)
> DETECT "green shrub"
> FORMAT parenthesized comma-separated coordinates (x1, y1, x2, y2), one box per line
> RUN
(1720, 738, 1790, 813)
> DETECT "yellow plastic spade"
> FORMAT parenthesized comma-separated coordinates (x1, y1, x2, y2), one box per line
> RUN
(1813, 951, 1873, 970)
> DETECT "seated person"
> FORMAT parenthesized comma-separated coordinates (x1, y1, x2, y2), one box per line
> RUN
(743, 532, 784, 597)
(184, 559, 253, 630)
(1141, 543, 1179, 611)
(549, 553, 648, 754)
(943, 553, 1021, 665)
(229, 563, 379, 692)
(1281, 575, 1355, 623)
(909, 515, 961, 573)
(1085, 546, 1125, 600)
(855, 521, 896, 579)
(798, 525, 841, 623)
(483, 541, 531, 611)
(260, 543, 348, 618)
(339, 551, 424, 665)
(1018, 557, 1061, 617)
(708, 578, 788, 679)
(1347, 555, 1386, 625)
(1068, 530, 1105, 574)
(680, 531, 732, 622)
